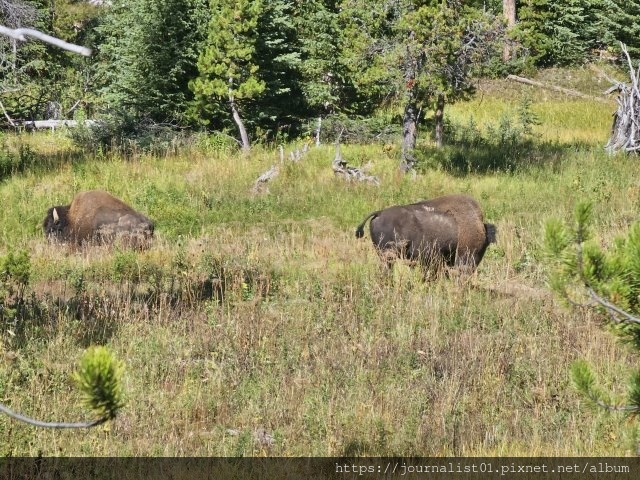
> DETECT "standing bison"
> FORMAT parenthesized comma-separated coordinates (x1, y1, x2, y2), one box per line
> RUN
(43, 190, 155, 248)
(355, 194, 496, 273)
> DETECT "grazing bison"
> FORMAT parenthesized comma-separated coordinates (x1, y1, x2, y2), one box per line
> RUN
(355, 194, 496, 273)
(43, 190, 154, 248)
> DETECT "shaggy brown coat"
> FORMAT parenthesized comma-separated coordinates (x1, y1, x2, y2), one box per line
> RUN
(355, 194, 496, 272)
(43, 190, 154, 248)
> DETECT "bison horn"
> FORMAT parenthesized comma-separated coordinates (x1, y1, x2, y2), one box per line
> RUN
(53, 208, 59, 223)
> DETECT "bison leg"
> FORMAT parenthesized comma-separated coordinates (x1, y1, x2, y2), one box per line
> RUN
(453, 249, 479, 275)
(378, 248, 399, 270)
(412, 241, 453, 280)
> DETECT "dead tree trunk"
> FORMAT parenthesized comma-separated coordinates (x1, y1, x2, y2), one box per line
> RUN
(0, 26, 91, 56)
(229, 78, 250, 153)
(502, 0, 516, 61)
(401, 100, 418, 171)
(0, 99, 16, 126)
(315, 116, 322, 146)
(400, 39, 421, 173)
(230, 101, 250, 153)
(605, 44, 640, 154)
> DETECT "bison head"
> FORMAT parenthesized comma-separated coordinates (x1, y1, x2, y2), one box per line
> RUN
(42, 205, 71, 241)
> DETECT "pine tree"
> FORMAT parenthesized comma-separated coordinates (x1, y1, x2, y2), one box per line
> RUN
(295, 0, 348, 115)
(97, 0, 208, 124)
(600, 0, 640, 59)
(252, 0, 303, 139)
(0, 0, 42, 121)
(515, 0, 598, 66)
(512, 0, 636, 65)
(579, 0, 610, 56)
(545, 202, 640, 432)
(513, 0, 551, 67)
(338, 0, 404, 114)
(39, 0, 103, 119)
(339, 0, 502, 171)
(190, 0, 265, 151)
(546, 0, 585, 65)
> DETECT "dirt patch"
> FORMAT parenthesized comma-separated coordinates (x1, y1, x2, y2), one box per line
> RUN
(475, 280, 552, 301)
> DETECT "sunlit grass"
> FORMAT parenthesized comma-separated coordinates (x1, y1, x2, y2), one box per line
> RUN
(449, 98, 612, 143)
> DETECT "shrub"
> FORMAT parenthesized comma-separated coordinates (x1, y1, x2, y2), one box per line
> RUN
(0, 249, 31, 323)
(72, 346, 126, 421)
(0, 134, 38, 181)
(420, 97, 550, 173)
(305, 113, 401, 145)
(67, 114, 196, 158)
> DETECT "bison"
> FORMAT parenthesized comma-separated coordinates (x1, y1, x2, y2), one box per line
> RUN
(355, 194, 496, 274)
(43, 190, 155, 248)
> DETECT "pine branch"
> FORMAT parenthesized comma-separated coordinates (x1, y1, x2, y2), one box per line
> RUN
(587, 287, 640, 325)
(569, 225, 640, 326)
(0, 402, 108, 429)
(572, 361, 639, 414)
(593, 398, 639, 413)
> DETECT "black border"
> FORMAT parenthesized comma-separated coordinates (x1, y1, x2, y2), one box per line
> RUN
(1, 457, 639, 480)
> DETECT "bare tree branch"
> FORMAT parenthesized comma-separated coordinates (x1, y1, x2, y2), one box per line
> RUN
(251, 143, 312, 194)
(0, 97, 15, 125)
(560, 219, 640, 328)
(252, 164, 280, 194)
(0, 25, 91, 56)
(0, 0, 37, 29)
(588, 64, 622, 87)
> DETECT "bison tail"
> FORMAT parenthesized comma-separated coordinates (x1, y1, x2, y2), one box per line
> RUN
(485, 223, 497, 244)
(355, 211, 379, 239)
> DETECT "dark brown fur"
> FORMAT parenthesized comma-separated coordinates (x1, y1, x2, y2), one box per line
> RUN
(43, 190, 154, 249)
(355, 194, 496, 273)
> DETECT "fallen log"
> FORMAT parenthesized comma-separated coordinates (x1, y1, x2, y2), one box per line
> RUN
(251, 143, 311, 194)
(506, 74, 610, 104)
(20, 119, 99, 130)
(332, 143, 380, 185)
(251, 164, 280, 194)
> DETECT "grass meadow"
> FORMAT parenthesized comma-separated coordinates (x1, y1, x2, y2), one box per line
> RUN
(2, 66, 640, 456)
